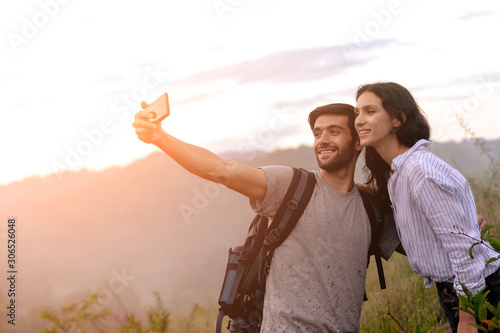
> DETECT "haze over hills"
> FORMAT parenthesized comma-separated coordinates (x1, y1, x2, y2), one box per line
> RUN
(0, 139, 498, 331)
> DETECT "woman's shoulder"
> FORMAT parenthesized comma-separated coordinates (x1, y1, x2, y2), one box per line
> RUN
(404, 149, 453, 178)
(405, 150, 470, 197)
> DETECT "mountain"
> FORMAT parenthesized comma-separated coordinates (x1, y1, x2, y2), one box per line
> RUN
(0, 139, 498, 331)
(427, 139, 500, 178)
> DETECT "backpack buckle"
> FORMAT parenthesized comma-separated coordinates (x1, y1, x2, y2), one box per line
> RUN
(264, 229, 281, 247)
(238, 250, 249, 264)
(287, 199, 298, 210)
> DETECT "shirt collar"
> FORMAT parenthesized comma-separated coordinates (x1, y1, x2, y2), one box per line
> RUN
(391, 139, 431, 173)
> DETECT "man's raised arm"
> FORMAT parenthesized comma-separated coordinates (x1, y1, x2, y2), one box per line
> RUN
(132, 107, 267, 201)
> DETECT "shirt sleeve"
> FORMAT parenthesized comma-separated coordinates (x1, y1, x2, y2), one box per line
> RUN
(414, 176, 485, 295)
(250, 166, 293, 217)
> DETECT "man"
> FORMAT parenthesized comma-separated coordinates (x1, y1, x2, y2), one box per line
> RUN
(133, 102, 400, 332)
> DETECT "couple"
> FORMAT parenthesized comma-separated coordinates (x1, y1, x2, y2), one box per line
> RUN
(133, 82, 500, 332)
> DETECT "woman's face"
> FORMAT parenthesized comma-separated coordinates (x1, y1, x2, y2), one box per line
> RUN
(354, 91, 401, 149)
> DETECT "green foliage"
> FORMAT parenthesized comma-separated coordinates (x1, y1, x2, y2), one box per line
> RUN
(168, 304, 221, 333)
(40, 292, 169, 333)
(147, 311, 170, 333)
(455, 284, 500, 332)
(40, 293, 111, 333)
(382, 301, 447, 333)
(454, 219, 500, 333)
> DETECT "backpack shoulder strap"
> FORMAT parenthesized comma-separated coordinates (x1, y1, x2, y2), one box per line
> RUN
(253, 167, 315, 298)
(359, 189, 386, 290)
(227, 167, 316, 302)
(264, 167, 316, 249)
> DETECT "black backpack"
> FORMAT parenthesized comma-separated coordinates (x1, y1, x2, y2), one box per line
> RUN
(216, 168, 388, 333)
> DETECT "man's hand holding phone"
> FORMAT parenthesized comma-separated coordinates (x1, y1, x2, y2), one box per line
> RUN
(142, 93, 170, 124)
(133, 92, 170, 145)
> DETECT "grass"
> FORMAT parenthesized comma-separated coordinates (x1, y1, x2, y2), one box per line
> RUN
(360, 254, 449, 332)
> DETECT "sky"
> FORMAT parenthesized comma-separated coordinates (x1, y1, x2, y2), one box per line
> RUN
(1, 0, 499, 186)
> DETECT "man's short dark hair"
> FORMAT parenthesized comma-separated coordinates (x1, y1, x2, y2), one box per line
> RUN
(308, 103, 357, 140)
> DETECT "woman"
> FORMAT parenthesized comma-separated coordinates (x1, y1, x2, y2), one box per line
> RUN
(353, 82, 500, 333)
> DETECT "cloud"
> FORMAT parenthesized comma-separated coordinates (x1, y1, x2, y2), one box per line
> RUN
(171, 43, 387, 86)
(408, 72, 500, 102)
(271, 87, 356, 111)
(171, 39, 400, 106)
(456, 10, 496, 21)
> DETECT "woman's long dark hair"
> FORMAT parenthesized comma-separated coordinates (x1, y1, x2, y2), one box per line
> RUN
(356, 82, 431, 208)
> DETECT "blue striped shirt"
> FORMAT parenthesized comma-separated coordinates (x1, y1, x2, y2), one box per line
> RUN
(388, 139, 500, 295)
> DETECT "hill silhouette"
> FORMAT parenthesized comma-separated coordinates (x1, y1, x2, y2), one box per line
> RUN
(0, 139, 498, 331)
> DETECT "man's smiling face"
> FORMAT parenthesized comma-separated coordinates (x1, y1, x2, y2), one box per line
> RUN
(312, 114, 357, 172)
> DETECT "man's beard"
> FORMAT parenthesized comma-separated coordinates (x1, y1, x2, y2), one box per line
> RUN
(315, 143, 355, 172)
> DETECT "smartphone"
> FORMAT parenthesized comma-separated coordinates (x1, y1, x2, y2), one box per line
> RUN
(144, 93, 170, 124)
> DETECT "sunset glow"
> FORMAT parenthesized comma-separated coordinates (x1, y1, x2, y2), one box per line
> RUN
(1, 0, 499, 186)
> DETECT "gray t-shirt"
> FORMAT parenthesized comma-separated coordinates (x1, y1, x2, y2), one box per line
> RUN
(250, 166, 399, 333)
